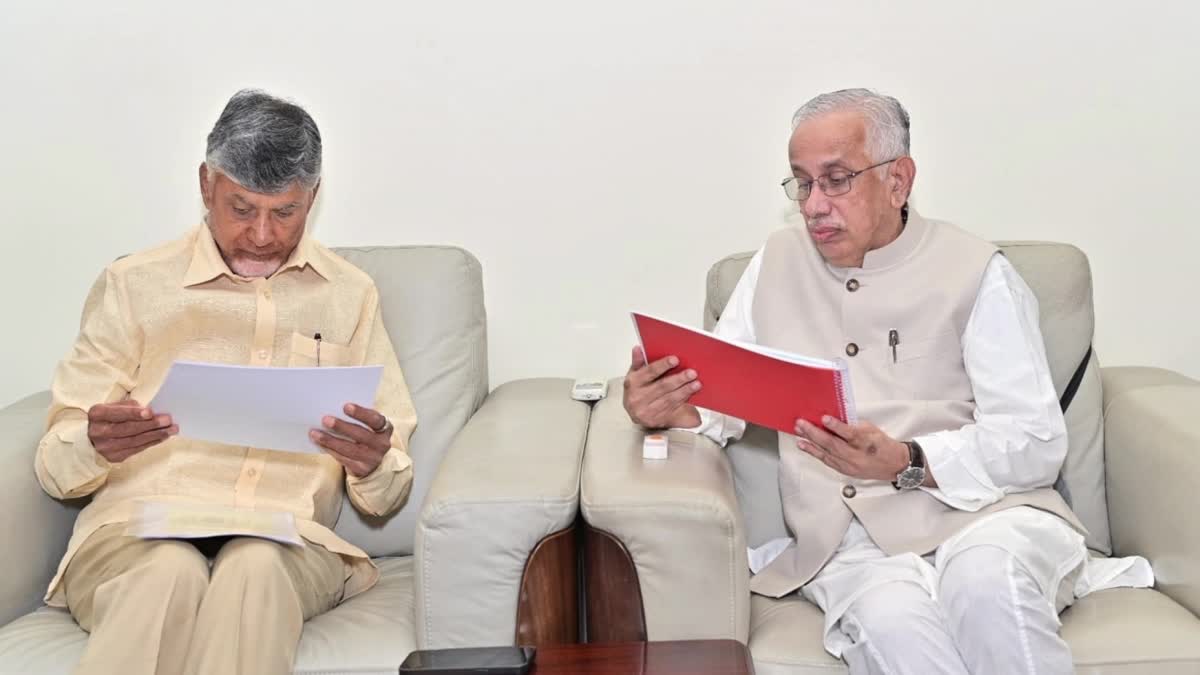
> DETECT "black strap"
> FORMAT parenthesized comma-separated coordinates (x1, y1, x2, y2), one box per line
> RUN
(1059, 345, 1093, 413)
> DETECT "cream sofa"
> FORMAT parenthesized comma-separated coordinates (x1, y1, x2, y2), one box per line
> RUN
(581, 241, 1200, 673)
(0, 245, 591, 675)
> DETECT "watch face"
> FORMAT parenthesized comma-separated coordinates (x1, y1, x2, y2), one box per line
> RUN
(896, 466, 926, 489)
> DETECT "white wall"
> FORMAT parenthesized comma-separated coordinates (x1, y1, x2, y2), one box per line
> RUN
(2, 0, 1197, 408)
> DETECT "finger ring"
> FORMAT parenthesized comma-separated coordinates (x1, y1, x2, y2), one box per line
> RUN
(373, 416, 393, 435)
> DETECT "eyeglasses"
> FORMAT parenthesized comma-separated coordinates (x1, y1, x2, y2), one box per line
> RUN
(781, 158, 900, 202)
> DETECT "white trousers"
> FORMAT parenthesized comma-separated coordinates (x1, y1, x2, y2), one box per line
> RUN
(801, 507, 1086, 675)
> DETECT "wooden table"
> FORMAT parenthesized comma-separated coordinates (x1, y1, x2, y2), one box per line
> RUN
(529, 640, 754, 674)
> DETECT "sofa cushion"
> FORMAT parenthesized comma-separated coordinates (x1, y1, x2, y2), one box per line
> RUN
(748, 594, 844, 675)
(0, 557, 417, 675)
(998, 242, 1109, 554)
(705, 240, 1112, 554)
(0, 606, 85, 675)
(729, 424, 788, 549)
(330, 246, 489, 558)
(747, 587, 1200, 674)
(1063, 588, 1200, 674)
(294, 556, 417, 674)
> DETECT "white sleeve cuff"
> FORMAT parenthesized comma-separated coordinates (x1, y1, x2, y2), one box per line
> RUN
(676, 407, 745, 447)
(917, 431, 1003, 512)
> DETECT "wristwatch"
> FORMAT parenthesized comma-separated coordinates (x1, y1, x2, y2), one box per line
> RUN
(893, 439, 927, 490)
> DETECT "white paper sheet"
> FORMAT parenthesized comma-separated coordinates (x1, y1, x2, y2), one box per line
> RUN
(149, 360, 383, 454)
(128, 500, 303, 546)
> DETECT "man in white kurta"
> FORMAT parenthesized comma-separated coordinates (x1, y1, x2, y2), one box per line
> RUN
(622, 88, 1150, 674)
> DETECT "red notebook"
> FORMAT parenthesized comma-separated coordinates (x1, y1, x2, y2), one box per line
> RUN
(632, 312, 857, 434)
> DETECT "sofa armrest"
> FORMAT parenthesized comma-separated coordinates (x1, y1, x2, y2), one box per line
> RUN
(581, 378, 749, 643)
(1102, 366, 1200, 616)
(1102, 366, 1197, 403)
(414, 378, 590, 649)
(0, 392, 80, 627)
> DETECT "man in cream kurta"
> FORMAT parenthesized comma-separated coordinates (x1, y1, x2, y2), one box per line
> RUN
(623, 89, 1150, 674)
(35, 90, 417, 675)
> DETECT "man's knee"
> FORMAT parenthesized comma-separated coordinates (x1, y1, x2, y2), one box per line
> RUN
(130, 539, 210, 593)
(843, 582, 940, 648)
(938, 546, 1020, 630)
(938, 540, 1074, 674)
(77, 539, 208, 632)
(211, 538, 292, 584)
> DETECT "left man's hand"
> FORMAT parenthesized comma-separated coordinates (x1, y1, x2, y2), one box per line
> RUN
(794, 416, 909, 483)
(310, 403, 392, 478)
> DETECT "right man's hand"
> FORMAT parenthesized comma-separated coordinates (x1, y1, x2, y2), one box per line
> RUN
(622, 346, 703, 430)
(87, 400, 178, 463)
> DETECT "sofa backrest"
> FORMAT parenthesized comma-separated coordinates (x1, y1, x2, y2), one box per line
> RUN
(704, 239, 1111, 554)
(330, 246, 489, 557)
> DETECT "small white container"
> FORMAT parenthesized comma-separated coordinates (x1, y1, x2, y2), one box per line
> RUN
(642, 433, 669, 460)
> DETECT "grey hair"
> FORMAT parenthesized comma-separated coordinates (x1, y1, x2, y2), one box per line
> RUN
(205, 89, 322, 193)
(791, 88, 910, 162)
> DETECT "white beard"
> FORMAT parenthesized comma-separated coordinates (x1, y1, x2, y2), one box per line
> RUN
(228, 256, 284, 278)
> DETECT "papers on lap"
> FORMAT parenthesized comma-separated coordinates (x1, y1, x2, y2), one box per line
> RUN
(631, 312, 857, 434)
(127, 501, 303, 546)
(149, 360, 383, 454)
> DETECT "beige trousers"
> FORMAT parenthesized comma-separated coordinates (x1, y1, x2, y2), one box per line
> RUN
(63, 523, 346, 675)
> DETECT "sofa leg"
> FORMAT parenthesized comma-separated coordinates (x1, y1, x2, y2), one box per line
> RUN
(583, 522, 647, 643)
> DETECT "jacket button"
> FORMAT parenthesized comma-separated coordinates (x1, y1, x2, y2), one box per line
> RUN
(842, 485, 857, 499)
(846, 278, 860, 292)
(845, 343, 859, 357)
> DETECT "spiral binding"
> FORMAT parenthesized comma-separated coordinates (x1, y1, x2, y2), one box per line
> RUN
(832, 358, 858, 424)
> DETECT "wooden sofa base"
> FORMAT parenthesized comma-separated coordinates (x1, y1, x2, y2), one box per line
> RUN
(582, 522, 647, 643)
(516, 524, 580, 645)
